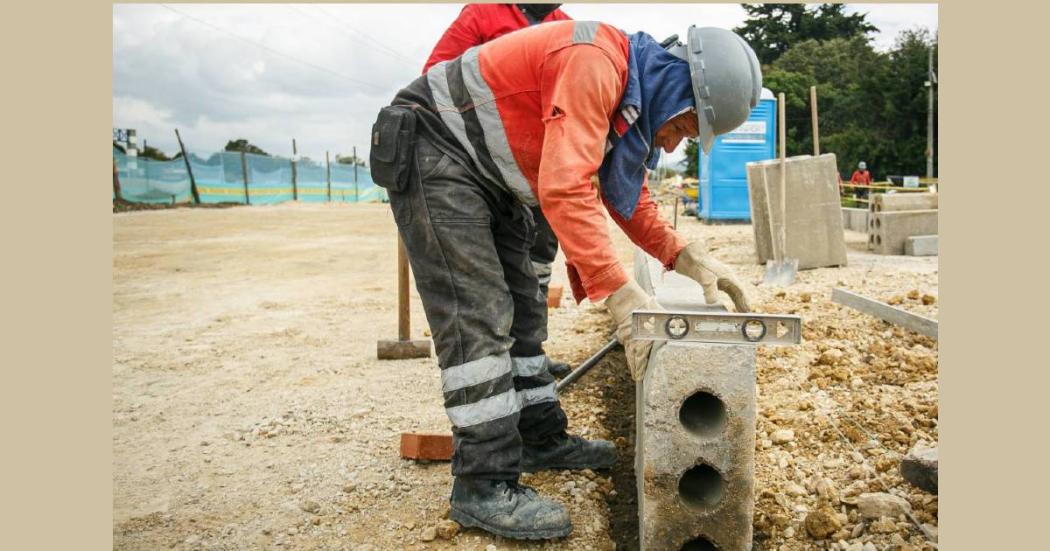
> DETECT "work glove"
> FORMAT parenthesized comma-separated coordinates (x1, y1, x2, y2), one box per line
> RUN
(605, 280, 660, 382)
(673, 241, 752, 313)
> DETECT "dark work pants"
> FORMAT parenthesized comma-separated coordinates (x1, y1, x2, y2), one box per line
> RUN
(387, 135, 568, 480)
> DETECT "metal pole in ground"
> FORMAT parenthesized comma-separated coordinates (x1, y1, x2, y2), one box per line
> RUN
(240, 151, 250, 205)
(174, 129, 201, 204)
(326, 150, 332, 202)
(291, 138, 299, 201)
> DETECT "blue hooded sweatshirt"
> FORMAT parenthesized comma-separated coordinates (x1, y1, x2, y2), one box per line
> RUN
(598, 32, 695, 220)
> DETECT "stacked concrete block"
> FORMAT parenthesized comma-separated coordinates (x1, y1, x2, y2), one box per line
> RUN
(747, 153, 847, 270)
(633, 250, 757, 550)
(904, 235, 938, 257)
(841, 207, 869, 233)
(867, 209, 939, 255)
(869, 192, 938, 213)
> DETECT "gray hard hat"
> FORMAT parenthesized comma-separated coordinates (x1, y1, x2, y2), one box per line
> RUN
(667, 27, 763, 154)
(859, 161, 867, 170)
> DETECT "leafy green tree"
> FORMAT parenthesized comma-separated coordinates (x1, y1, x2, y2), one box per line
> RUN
(224, 139, 270, 156)
(140, 145, 174, 162)
(734, 4, 878, 65)
(681, 139, 699, 178)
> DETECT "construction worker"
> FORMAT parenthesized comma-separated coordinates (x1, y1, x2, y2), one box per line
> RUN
(423, 3, 575, 379)
(369, 21, 758, 540)
(851, 160, 873, 198)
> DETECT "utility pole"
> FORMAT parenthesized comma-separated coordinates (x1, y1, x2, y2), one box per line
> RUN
(926, 41, 936, 179)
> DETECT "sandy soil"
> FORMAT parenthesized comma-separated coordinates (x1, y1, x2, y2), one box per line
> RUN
(113, 201, 937, 550)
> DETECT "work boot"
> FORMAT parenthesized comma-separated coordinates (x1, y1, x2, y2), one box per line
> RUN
(521, 433, 617, 472)
(449, 478, 572, 540)
(546, 357, 572, 379)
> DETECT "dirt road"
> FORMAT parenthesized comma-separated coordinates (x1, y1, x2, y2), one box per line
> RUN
(113, 202, 937, 550)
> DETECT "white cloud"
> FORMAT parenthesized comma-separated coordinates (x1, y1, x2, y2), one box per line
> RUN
(113, 3, 937, 165)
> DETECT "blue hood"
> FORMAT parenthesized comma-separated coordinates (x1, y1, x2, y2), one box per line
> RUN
(598, 32, 695, 220)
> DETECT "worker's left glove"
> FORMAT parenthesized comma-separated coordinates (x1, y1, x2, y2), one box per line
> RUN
(674, 241, 752, 312)
(605, 280, 660, 382)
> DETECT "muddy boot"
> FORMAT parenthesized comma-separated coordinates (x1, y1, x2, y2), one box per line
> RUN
(449, 478, 572, 540)
(520, 433, 617, 472)
(546, 357, 572, 379)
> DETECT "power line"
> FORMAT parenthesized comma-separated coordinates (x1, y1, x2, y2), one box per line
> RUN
(158, 4, 386, 92)
(291, 5, 417, 69)
(312, 5, 422, 68)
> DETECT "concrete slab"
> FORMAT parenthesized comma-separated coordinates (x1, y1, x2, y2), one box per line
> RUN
(870, 192, 938, 212)
(747, 154, 847, 270)
(633, 248, 757, 550)
(905, 235, 938, 256)
(867, 209, 938, 255)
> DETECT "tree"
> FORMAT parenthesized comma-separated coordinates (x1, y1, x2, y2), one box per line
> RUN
(734, 4, 878, 65)
(224, 139, 270, 156)
(140, 145, 174, 162)
(681, 139, 699, 178)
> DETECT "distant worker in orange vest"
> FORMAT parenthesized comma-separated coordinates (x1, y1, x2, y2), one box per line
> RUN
(850, 161, 872, 198)
(423, 4, 575, 380)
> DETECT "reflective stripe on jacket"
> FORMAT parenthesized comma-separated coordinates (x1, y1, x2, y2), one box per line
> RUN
(425, 20, 686, 303)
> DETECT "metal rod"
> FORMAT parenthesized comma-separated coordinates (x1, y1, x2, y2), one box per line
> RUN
(291, 138, 299, 201)
(555, 338, 621, 394)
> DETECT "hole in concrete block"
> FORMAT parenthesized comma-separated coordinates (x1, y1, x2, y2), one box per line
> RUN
(678, 463, 725, 511)
(681, 536, 719, 551)
(868, 234, 874, 244)
(679, 391, 727, 438)
(875, 235, 882, 246)
(875, 217, 881, 228)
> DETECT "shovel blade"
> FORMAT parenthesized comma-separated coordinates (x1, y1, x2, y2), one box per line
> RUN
(763, 258, 799, 286)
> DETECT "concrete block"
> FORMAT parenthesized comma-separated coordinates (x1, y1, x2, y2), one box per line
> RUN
(747, 154, 847, 269)
(904, 235, 938, 256)
(870, 192, 938, 212)
(633, 247, 757, 550)
(867, 210, 938, 255)
(637, 341, 756, 551)
(841, 207, 869, 232)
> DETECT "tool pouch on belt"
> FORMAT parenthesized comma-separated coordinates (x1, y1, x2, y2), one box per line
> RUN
(369, 105, 417, 192)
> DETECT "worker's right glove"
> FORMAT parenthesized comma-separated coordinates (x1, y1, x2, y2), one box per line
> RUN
(673, 241, 752, 312)
(605, 280, 660, 382)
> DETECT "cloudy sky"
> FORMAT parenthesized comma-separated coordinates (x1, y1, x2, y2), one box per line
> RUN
(112, 3, 937, 165)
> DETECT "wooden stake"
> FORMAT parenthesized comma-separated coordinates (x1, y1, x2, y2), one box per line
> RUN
(810, 86, 820, 156)
(325, 150, 332, 202)
(174, 128, 201, 204)
(291, 138, 299, 201)
(398, 236, 410, 341)
(240, 151, 250, 205)
(112, 156, 123, 201)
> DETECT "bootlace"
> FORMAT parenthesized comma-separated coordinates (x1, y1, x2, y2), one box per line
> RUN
(495, 480, 537, 502)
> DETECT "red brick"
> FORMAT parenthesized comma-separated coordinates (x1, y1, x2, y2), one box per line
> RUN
(400, 433, 453, 461)
(547, 284, 564, 308)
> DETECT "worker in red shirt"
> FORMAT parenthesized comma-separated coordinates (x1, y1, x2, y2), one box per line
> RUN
(423, 4, 574, 380)
(851, 161, 873, 198)
(370, 21, 759, 539)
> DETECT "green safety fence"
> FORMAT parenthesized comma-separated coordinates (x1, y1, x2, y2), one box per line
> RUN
(113, 147, 387, 205)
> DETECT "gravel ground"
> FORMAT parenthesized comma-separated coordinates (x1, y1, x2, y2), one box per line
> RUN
(113, 201, 937, 550)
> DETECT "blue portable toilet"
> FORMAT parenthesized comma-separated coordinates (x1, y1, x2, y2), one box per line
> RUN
(697, 88, 776, 221)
